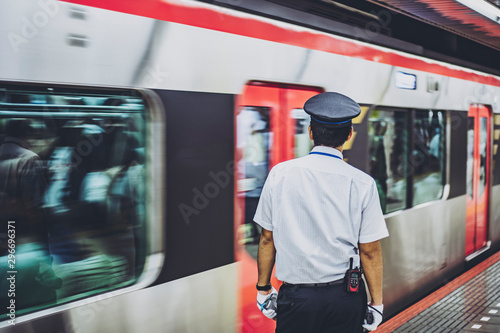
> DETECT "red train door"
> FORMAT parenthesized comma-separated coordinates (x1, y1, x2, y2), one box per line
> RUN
(465, 104, 491, 257)
(235, 82, 323, 333)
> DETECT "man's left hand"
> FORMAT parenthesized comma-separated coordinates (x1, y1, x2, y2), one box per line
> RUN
(363, 303, 383, 331)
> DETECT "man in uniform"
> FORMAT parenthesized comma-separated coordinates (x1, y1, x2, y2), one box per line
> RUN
(254, 92, 388, 332)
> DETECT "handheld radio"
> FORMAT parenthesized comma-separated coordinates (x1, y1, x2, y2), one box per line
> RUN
(344, 257, 361, 293)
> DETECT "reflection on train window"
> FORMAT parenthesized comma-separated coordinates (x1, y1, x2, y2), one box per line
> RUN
(412, 111, 446, 206)
(479, 118, 487, 196)
(292, 108, 313, 158)
(368, 110, 408, 214)
(236, 106, 271, 245)
(467, 118, 474, 198)
(0, 85, 147, 316)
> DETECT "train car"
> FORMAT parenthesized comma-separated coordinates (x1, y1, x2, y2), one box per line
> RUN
(1, 0, 500, 332)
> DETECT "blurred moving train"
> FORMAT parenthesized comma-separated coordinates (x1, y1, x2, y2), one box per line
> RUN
(1, 0, 500, 332)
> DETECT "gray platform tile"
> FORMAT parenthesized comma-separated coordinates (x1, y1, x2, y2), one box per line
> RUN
(481, 307, 500, 317)
(390, 258, 500, 333)
(462, 322, 500, 332)
(472, 315, 500, 325)
(395, 324, 437, 332)
(411, 314, 431, 326)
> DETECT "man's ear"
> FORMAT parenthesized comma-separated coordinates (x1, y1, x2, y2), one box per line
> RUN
(347, 126, 353, 141)
(309, 125, 313, 141)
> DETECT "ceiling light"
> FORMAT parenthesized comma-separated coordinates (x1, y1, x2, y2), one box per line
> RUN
(456, 0, 500, 23)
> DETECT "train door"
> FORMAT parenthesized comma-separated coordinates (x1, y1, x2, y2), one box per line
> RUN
(235, 82, 323, 333)
(465, 104, 491, 257)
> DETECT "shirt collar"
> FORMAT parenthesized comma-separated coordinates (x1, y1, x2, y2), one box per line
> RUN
(310, 146, 344, 160)
(3, 136, 31, 150)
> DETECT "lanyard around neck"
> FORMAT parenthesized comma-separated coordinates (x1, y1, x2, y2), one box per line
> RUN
(309, 151, 342, 160)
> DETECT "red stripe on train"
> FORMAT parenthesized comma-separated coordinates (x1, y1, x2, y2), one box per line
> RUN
(60, 0, 500, 84)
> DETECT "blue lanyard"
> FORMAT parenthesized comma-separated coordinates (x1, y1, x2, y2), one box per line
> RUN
(309, 152, 342, 160)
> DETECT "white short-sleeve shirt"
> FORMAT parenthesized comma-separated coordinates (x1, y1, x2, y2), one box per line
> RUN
(254, 145, 389, 284)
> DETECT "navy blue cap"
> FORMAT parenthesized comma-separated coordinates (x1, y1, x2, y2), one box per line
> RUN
(304, 92, 361, 128)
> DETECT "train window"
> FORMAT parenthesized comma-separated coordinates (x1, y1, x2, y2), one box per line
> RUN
(367, 110, 408, 214)
(368, 108, 447, 213)
(0, 84, 148, 317)
(412, 111, 446, 206)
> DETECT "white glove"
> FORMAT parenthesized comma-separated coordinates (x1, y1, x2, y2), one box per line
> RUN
(363, 303, 383, 331)
(256, 287, 278, 320)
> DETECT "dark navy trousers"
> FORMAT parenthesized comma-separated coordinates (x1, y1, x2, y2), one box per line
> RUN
(276, 281, 367, 333)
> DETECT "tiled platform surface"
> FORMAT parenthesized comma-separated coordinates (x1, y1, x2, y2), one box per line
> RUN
(377, 250, 500, 333)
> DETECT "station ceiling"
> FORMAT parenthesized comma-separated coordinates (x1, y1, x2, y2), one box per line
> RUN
(206, 0, 500, 73)
(366, 0, 500, 52)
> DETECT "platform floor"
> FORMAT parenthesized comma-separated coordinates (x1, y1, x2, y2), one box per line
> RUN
(377, 250, 500, 333)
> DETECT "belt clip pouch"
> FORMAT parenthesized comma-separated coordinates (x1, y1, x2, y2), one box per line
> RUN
(344, 257, 361, 293)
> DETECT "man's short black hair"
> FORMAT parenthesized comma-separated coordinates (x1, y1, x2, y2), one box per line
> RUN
(310, 122, 351, 147)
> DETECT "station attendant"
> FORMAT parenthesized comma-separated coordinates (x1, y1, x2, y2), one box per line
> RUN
(254, 92, 389, 332)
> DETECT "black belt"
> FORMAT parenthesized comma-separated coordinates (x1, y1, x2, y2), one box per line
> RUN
(284, 278, 343, 288)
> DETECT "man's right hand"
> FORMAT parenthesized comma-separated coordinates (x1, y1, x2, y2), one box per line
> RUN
(256, 287, 278, 320)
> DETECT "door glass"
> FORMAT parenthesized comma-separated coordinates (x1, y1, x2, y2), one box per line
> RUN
(291, 108, 313, 158)
(236, 106, 271, 245)
(466, 117, 475, 198)
(479, 117, 487, 196)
